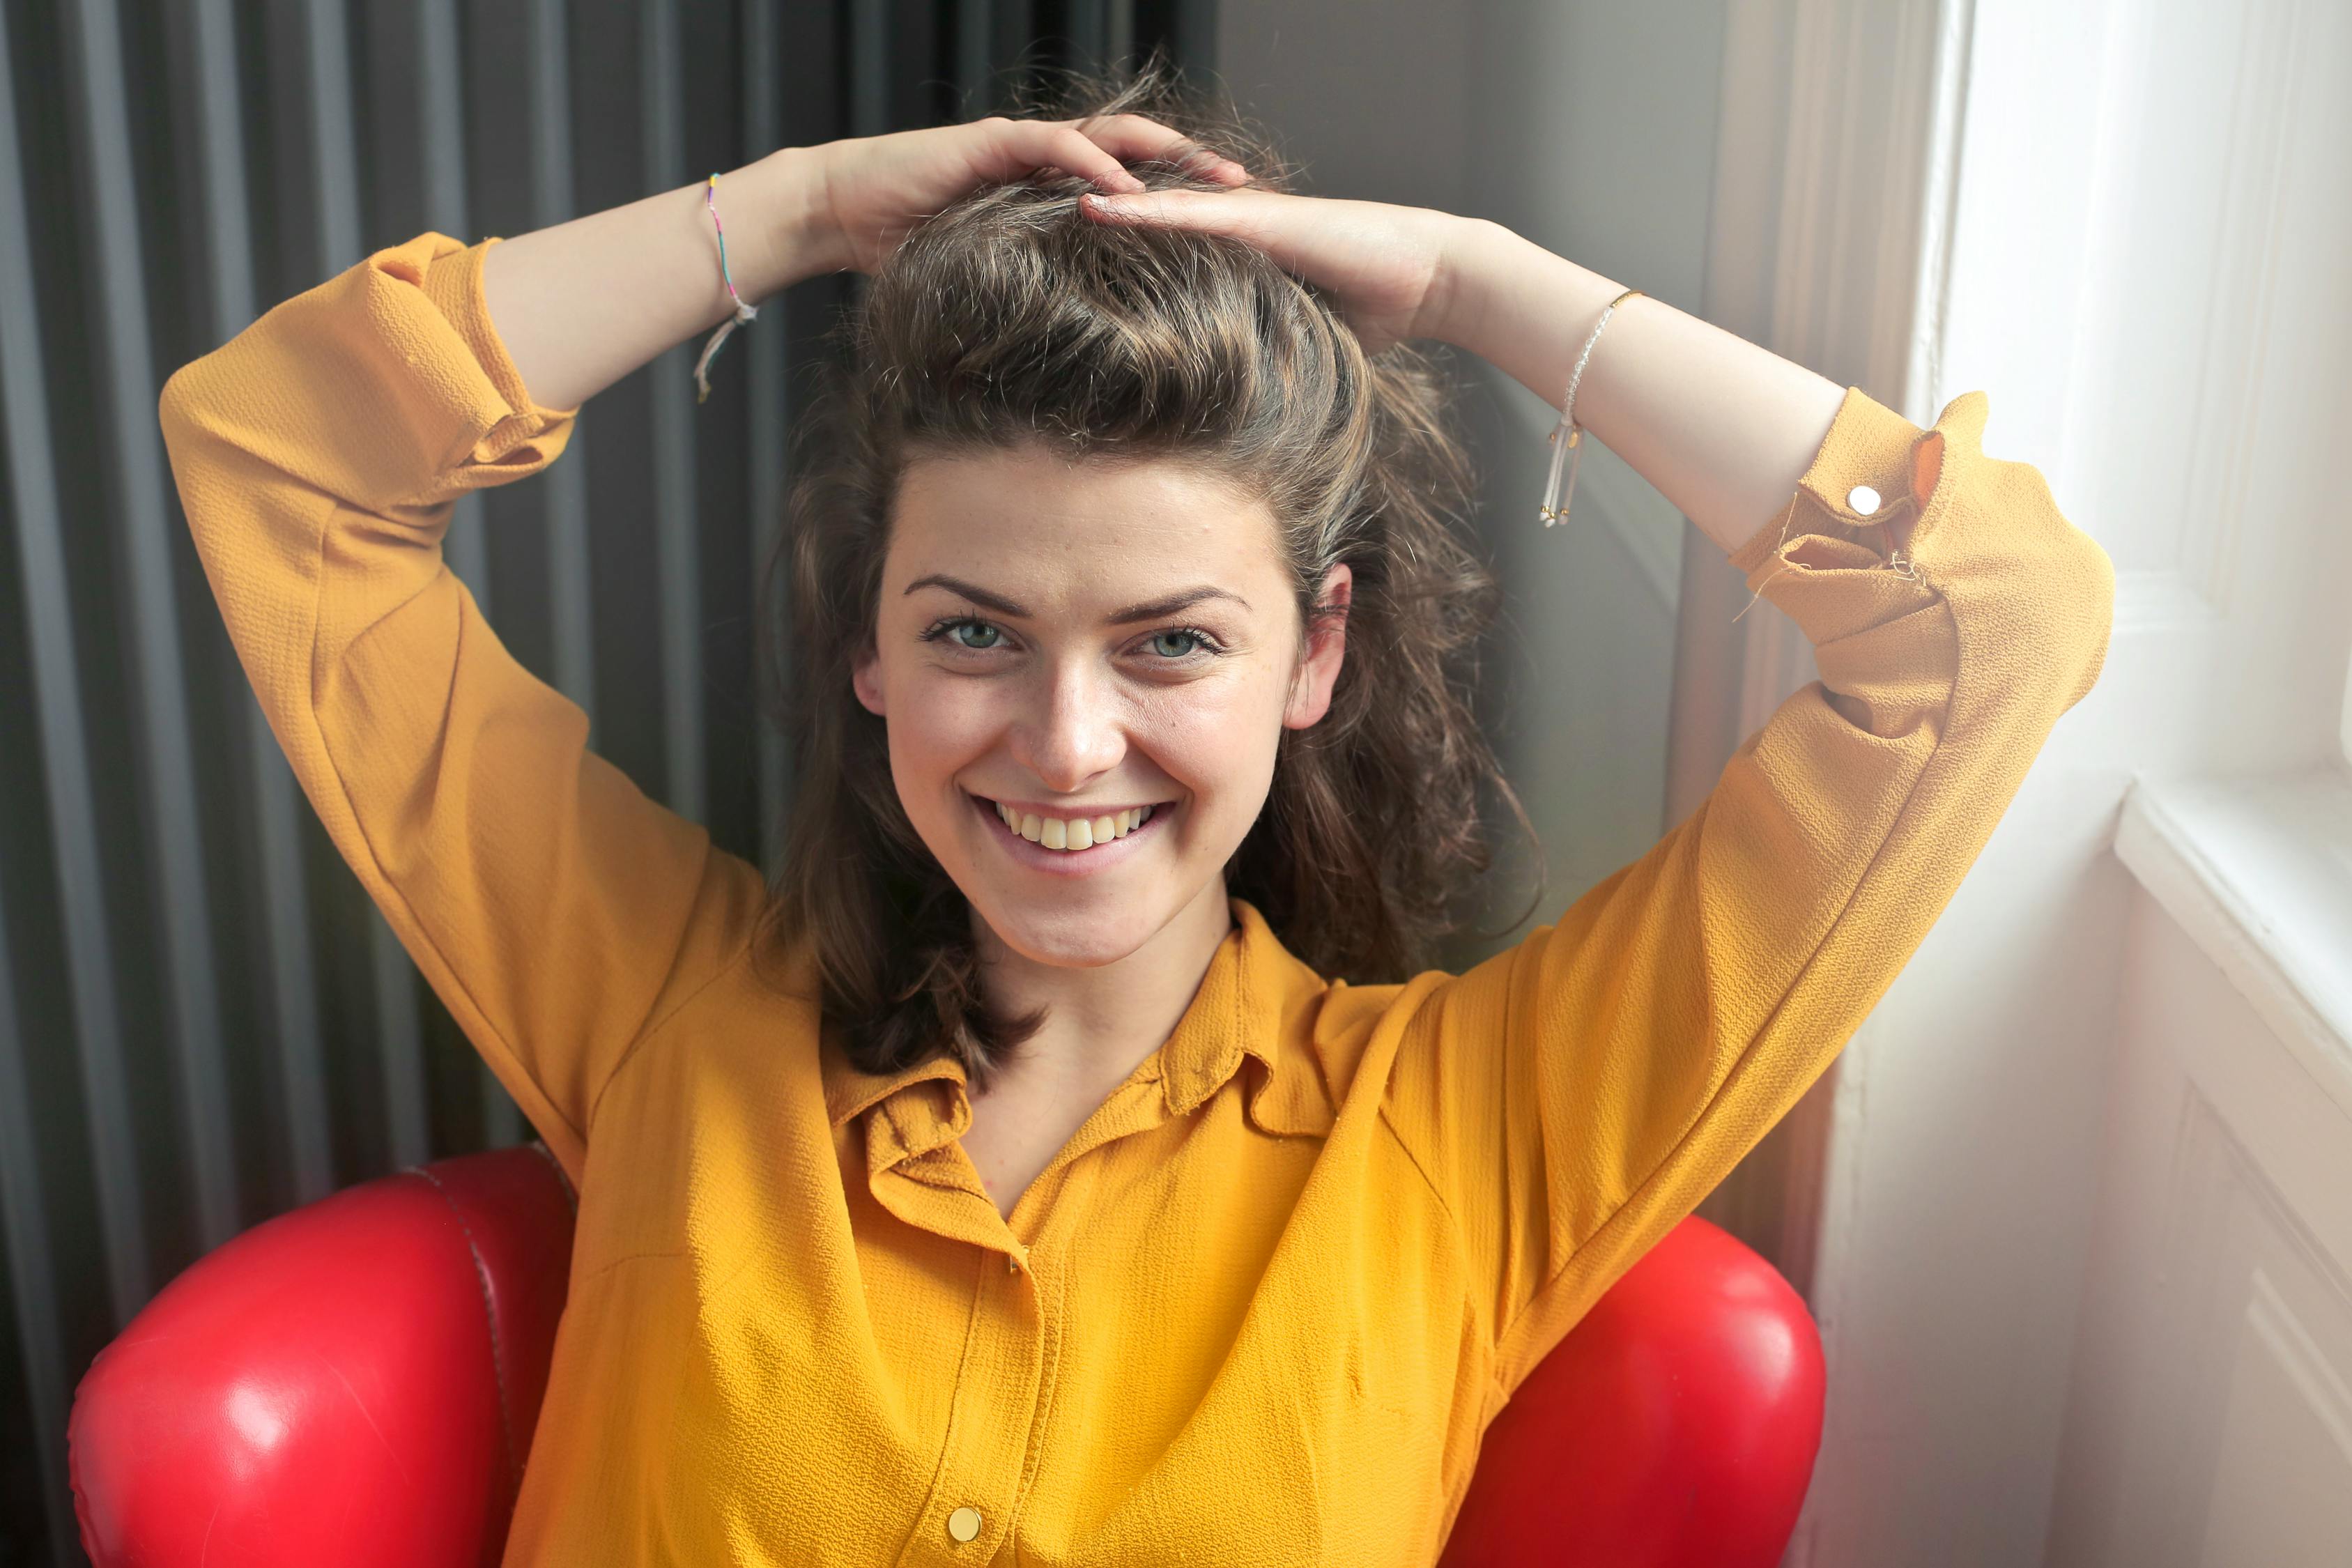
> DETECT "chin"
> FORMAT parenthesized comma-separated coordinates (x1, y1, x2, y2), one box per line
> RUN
(969, 893, 1177, 971)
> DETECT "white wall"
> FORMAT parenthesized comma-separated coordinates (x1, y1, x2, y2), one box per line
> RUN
(1215, 3, 2352, 1565)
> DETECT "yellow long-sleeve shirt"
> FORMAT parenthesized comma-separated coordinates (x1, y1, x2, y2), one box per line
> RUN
(160, 229, 2114, 1566)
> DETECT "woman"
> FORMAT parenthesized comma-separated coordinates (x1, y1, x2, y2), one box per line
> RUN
(162, 68, 2111, 1568)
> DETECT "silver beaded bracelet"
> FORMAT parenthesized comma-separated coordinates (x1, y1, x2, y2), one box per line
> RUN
(1537, 286, 1643, 528)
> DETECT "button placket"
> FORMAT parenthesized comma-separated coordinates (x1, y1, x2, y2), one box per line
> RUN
(902, 1245, 1048, 1565)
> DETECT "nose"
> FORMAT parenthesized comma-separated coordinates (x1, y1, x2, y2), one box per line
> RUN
(1006, 657, 1126, 794)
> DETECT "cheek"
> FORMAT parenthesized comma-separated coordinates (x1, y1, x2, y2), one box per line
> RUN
(882, 670, 1004, 789)
(873, 652, 1295, 824)
(1130, 665, 1291, 804)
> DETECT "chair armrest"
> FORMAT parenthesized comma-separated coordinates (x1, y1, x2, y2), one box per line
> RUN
(1440, 1215, 1826, 1567)
(68, 1146, 574, 1568)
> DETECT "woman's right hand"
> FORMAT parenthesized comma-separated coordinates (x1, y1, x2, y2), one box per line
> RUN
(808, 114, 1252, 274)
(481, 114, 1247, 414)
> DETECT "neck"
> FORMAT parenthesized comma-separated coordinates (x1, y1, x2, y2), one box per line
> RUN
(970, 880, 1235, 1101)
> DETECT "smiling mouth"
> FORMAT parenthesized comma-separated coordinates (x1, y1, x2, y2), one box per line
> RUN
(974, 794, 1162, 853)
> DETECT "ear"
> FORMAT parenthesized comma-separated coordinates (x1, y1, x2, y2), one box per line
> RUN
(1282, 564, 1353, 730)
(852, 649, 887, 717)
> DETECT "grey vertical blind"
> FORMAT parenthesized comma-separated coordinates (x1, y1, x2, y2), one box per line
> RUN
(0, 1, 1214, 1560)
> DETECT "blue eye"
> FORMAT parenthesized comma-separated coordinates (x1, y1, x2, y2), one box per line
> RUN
(947, 620, 1002, 650)
(923, 617, 1218, 663)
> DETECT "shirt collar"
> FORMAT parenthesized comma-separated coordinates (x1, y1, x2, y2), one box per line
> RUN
(821, 1047, 968, 1131)
(817, 898, 1337, 1139)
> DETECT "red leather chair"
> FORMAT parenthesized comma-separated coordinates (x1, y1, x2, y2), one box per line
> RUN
(66, 1146, 1823, 1567)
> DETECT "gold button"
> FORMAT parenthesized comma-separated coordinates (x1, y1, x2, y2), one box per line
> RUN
(947, 1507, 983, 1543)
(1846, 484, 1882, 516)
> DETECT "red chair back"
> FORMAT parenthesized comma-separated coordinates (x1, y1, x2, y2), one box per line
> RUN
(68, 1146, 1820, 1566)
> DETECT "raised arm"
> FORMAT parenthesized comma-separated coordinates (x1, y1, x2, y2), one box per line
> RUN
(161, 230, 760, 1183)
(1082, 186, 2116, 1398)
(166, 117, 1240, 1178)
(1430, 220, 1850, 558)
(1081, 185, 1852, 562)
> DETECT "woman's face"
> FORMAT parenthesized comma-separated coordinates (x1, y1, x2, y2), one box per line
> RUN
(854, 445, 1350, 971)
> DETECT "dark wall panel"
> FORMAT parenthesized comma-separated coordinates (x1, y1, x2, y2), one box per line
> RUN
(0, 3, 1208, 1561)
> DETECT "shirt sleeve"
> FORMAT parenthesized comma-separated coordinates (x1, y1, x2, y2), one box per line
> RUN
(160, 231, 767, 1181)
(1378, 385, 2116, 1401)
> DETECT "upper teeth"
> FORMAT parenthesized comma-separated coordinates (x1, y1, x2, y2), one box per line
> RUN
(994, 801, 1153, 851)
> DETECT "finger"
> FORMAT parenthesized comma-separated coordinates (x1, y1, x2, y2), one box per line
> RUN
(1055, 113, 1251, 185)
(1078, 185, 1289, 245)
(971, 118, 1146, 192)
(1080, 186, 1325, 277)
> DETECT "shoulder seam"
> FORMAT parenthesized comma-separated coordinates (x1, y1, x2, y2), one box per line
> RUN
(1376, 1096, 1493, 1349)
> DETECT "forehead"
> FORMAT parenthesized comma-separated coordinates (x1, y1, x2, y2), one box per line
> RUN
(887, 446, 1284, 598)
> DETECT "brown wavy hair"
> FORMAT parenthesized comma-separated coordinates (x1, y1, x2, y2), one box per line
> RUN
(753, 57, 1526, 1089)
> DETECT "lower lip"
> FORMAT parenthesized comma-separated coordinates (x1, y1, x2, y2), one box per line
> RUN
(971, 793, 1167, 877)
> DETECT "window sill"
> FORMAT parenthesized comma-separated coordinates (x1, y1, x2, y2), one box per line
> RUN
(2114, 764, 2352, 1121)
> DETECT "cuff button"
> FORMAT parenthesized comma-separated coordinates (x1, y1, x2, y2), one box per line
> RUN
(1846, 484, 1882, 516)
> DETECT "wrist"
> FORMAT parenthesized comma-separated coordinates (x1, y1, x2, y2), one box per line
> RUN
(728, 145, 852, 299)
(1424, 220, 1629, 400)
(1430, 217, 1618, 362)
(1422, 216, 1532, 355)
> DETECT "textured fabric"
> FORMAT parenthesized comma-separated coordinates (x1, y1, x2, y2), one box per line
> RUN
(162, 230, 2115, 1567)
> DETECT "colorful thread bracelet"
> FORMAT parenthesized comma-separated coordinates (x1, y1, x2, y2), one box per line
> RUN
(693, 171, 759, 403)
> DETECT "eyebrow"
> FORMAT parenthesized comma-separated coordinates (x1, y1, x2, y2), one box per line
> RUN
(902, 574, 1252, 624)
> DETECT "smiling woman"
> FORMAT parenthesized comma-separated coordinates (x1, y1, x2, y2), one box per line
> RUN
(882, 463, 1289, 911)
(159, 50, 2111, 1568)
(769, 147, 1514, 1105)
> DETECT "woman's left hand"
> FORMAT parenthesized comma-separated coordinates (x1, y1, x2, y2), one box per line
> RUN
(1078, 185, 1472, 355)
(812, 116, 1252, 275)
